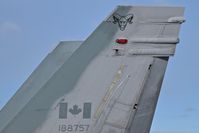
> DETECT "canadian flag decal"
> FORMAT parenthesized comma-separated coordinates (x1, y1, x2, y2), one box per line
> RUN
(59, 102, 91, 119)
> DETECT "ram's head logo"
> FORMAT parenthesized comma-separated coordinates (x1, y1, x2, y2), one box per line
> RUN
(113, 13, 134, 31)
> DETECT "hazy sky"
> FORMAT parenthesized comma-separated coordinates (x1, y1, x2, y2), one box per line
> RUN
(0, 0, 198, 133)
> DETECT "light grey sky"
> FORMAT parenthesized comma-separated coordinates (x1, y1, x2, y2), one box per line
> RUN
(0, 0, 198, 133)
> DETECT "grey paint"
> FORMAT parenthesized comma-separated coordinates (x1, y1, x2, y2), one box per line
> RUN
(0, 6, 184, 133)
(59, 103, 68, 119)
(0, 41, 82, 131)
(129, 57, 169, 133)
(83, 103, 92, 119)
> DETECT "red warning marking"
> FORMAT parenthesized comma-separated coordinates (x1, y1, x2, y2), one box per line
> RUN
(116, 39, 128, 44)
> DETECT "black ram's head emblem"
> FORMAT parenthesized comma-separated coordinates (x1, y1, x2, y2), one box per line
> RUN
(113, 13, 134, 31)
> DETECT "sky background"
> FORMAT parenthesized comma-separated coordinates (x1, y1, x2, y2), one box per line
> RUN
(0, 0, 198, 133)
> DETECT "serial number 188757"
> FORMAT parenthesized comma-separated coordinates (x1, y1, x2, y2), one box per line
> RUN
(58, 124, 90, 132)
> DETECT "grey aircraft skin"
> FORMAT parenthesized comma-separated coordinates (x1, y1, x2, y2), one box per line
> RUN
(0, 6, 185, 133)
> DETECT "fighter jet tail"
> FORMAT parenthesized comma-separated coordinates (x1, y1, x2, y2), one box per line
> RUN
(0, 6, 184, 133)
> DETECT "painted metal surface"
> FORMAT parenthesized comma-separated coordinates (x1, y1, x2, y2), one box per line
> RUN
(0, 6, 184, 133)
(0, 41, 82, 132)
